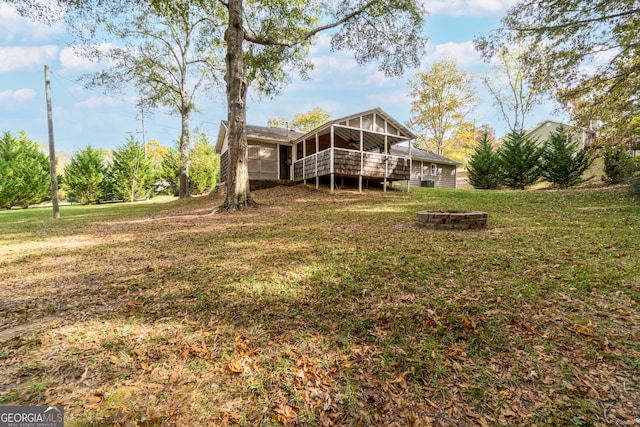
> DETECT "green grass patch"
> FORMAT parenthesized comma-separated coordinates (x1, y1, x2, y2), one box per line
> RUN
(0, 185, 638, 425)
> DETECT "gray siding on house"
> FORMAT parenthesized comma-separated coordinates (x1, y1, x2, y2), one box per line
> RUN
(220, 151, 228, 184)
(406, 160, 457, 189)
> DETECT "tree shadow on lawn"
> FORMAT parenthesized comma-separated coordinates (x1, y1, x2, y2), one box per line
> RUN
(0, 186, 638, 426)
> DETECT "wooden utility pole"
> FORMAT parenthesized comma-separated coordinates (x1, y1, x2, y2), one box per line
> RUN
(44, 65, 60, 219)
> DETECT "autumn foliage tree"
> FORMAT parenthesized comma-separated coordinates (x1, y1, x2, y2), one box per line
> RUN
(268, 107, 331, 133)
(408, 59, 477, 156)
(479, 43, 547, 133)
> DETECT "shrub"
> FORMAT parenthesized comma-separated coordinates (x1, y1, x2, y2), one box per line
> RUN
(157, 148, 181, 196)
(189, 133, 219, 195)
(602, 146, 634, 184)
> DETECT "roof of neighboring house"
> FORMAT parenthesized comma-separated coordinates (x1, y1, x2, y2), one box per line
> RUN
(527, 120, 596, 137)
(390, 145, 460, 166)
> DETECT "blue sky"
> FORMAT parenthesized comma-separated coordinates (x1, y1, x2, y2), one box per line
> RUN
(0, 0, 564, 154)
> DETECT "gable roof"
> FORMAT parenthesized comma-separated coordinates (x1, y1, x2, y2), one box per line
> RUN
(390, 145, 459, 166)
(292, 107, 416, 143)
(216, 107, 416, 154)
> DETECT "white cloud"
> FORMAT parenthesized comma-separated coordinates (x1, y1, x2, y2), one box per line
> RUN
(309, 33, 332, 54)
(73, 96, 123, 109)
(423, 0, 518, 16)
(0, 45, 58, 73)
(59, 46, 97, 70)
(59, 44, 116, 73)
(421, 41, 486, 69)
(367, 90, 411, 109)
(0, 88, 37, 103)
(0, 3, 65, 44)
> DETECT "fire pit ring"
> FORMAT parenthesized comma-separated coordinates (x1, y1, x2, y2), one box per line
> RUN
(417, 210, 487, 230)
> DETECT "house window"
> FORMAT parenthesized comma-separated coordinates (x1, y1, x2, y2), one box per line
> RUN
(431, 164, 437, 176)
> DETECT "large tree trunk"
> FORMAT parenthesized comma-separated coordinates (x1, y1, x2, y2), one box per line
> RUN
(217, 0, 255, 212)
(179, 108, 190, 199)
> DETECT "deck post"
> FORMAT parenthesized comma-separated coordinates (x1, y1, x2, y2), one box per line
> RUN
(383, 135, 388, 192)
(302, 138, 306, 185)
(330, 126, 335, 193)
(407, 142, 412, 193)
(292, 142, 297, 181)
(315, 132, 319, 189)
(359, 129, 363, 193)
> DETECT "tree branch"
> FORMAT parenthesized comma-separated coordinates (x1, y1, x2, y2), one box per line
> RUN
(243, 0, 379, 47)
(510, 8, 640, 32)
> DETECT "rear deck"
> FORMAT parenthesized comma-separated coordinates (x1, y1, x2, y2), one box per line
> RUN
(291, 110, 415, 192)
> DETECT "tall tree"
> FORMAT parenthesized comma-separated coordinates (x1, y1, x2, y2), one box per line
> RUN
(475, 1, 640, 143)
(79, 0, 224, 200)
(218, 0, 426, 211)
(268, 107, 332, 132)
(541, 125, 594, 188)
(480, 44, 547, 133)
(497, 131, 544, 190)
(0, 131, 51, 209)
(407, 59, 477, 156)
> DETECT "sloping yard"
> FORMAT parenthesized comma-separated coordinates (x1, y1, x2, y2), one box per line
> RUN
(0, 185, 638, 426)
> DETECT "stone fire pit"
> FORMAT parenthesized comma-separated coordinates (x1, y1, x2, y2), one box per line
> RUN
(417, 210, 488, 230)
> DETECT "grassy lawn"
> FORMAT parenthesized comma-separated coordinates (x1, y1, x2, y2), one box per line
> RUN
(0, 185, 638, 426)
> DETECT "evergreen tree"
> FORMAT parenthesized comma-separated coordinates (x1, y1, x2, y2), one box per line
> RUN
(497, 131, 544, 190)
(541, 126, 594, 188)
(466, 131, 501, 189)
(0, 131, 50, 209)
(158, 147, 181, 196)
(110, 136, 155, 202)
(189, 133, 219, 195)
(63, 145, 111, 204)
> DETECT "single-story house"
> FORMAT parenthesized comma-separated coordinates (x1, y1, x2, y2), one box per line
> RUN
(526, 120, 596, 150)
(216, 108, 458, 191)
